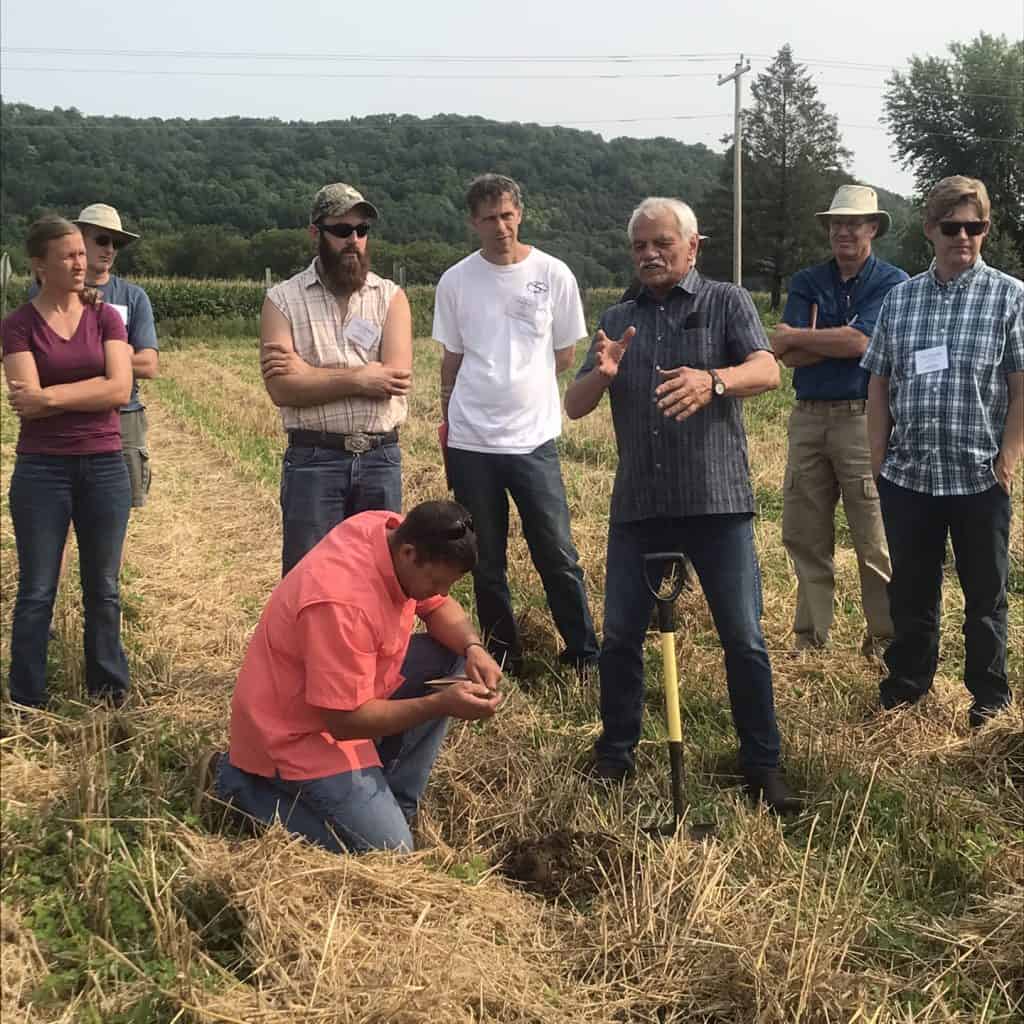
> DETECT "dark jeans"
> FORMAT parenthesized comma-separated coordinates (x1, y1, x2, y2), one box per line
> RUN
(446, 440, 598, 666)
(215, 636, 461, 853)
(8, 452, 131, 707)
(597, 514, 781, 773)
(280, 442, 402, 576)
(877, 477, 1012, 711)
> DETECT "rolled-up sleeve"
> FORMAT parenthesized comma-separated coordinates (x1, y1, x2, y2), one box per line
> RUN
(300, 602, 379, 711)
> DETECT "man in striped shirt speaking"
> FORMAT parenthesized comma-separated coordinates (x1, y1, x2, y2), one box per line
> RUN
(565, 197, 799, 814)
(861, 176, 1023, 726)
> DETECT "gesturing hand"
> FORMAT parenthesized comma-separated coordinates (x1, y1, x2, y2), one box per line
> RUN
(594, 326, 636, 380)
(654, 365, 713, 421)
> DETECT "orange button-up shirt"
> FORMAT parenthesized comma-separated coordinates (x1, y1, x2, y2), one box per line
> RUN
(228, 511, 446, 780)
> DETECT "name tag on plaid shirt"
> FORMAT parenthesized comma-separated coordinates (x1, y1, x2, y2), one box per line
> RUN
(914, 345, 949, 375)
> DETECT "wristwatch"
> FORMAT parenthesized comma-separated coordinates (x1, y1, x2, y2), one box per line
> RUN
(709, 369, 727, 397)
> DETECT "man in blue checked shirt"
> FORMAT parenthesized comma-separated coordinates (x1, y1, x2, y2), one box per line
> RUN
(861, 176, 1023, 727)
(770, 185, 908, 656)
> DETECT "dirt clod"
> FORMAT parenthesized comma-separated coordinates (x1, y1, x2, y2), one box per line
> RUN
(498, 829, 626, 902)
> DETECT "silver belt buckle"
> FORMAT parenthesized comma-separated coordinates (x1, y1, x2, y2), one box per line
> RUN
(344, 433, 372, 454)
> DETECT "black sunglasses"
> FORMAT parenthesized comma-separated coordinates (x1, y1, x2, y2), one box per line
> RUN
(938, 220, 988, 237)
(317, 221, 371, 239)
(93, 234, 126, 250)
(442, 516, 475, 540)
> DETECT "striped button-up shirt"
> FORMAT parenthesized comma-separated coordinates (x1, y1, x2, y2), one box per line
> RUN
(266, 261, 406, 435)
(861, 258, 1024, 496)
(577, 269, 770, 522)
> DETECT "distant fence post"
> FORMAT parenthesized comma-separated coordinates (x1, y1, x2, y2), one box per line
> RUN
(0, 252, 11, 318)
(264, 266, 272, 291)
(392, 261, 406, 289)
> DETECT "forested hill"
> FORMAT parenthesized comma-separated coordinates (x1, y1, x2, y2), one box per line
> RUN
(2, 103, 726, 285)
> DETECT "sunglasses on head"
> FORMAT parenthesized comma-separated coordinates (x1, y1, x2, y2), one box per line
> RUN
(93, 234, 126, 250)
(938, 220, 988, 237)
(441, 516, 475, 540)
(317, 221, 371, 239)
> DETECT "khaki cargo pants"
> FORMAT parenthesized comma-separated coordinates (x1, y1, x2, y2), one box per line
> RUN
(781, 400, 893, 649)
(120, 408, 151, 509)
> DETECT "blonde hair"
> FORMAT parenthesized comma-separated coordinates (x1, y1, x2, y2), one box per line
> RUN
(924, 176, 991, 225)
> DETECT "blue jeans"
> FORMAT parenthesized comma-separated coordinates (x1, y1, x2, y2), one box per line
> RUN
(446, 441, 598, 666)
(8, 453, 131, 707)
(280, 442, 402, 575)
(596, 514, 781, 773)
(215, 636, 461, 853)
(878, 477, 1012, 711)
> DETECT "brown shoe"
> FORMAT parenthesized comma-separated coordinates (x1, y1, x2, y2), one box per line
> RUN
(744, 769, 802, 816)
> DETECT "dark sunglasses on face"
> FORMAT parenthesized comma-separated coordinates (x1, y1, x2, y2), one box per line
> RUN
(93, 234, 126, 250)
(938, 220, 988, 237)
(317, 221, 371, 239)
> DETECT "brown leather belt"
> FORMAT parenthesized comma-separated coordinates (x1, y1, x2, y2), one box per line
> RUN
(287, 429, 399, 454)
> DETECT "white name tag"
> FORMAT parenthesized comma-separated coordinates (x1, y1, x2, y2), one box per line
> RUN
(914, 345, 949, 375)
(109, 303, 129, 328)
(345, 317, 380, 351)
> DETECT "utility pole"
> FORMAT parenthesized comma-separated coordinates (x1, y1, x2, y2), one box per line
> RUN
(718, 55, 751, 286)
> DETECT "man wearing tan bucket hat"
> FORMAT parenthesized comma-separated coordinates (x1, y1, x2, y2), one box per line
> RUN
(260, 183, 412, 576)
(770, 185, 908, 655)
(30, 203, 159, 509)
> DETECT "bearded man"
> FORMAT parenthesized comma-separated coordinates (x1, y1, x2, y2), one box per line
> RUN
(260, 183, 413, 575)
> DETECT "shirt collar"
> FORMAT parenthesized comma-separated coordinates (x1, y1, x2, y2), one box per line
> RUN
(373, 515, 410, 606)
(928, 256, 986, 290)
(636, 267, 701, 304)
(831, 252, 876, 288)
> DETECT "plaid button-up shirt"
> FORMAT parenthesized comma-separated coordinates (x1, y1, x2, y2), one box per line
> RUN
(577, 269, 770, 522)
(861, 258, 1024, 496)
(266, 261, 406, 435)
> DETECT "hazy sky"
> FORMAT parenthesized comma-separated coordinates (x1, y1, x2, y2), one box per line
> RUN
(2, 0, 1021, 198)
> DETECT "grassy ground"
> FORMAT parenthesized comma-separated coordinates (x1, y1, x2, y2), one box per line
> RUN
(1, 337, 1022, 1023)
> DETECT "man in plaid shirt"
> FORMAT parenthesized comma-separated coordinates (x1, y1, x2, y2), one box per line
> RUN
(861, 176, 1023, 726)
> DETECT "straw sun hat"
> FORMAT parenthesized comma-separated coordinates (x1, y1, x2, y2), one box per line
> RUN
(815, 185, 891, 238)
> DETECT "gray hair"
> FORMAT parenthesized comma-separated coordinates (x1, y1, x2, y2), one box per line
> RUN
(627, 197, 699, 241)
(466, 173, 522, 215)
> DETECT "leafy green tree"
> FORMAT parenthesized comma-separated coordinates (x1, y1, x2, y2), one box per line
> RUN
(884, 33, 1023, 272)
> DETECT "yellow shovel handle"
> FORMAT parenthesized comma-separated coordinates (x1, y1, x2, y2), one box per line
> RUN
(661, 631, 683, 744)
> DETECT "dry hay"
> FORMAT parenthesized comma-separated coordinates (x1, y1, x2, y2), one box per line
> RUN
(0, 903, 58, 1024)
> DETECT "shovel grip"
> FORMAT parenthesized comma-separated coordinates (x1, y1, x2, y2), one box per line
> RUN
(642, 553, 689, 603)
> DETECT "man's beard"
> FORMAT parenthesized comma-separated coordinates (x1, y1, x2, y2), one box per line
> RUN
(319, 237, 370, 293)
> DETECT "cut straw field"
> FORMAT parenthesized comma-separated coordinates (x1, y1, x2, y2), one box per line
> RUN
(1, 336, 1022, 1023)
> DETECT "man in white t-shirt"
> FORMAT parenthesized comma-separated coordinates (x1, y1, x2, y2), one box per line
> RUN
(433, 174, 598, 678)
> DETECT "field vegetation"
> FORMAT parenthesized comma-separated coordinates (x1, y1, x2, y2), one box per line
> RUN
(1, 325, 1021, 1023)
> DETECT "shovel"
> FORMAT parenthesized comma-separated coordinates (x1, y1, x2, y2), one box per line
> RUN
(642, 553, 716, 841)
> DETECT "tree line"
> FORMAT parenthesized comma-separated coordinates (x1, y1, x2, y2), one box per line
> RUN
(2, 34, 1018, 293)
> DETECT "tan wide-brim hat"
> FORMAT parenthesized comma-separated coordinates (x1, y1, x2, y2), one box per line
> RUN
(815, 185, 891, 238)
(74, 203, 140, 243)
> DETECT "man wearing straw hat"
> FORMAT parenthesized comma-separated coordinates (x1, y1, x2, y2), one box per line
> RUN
(31, 203, 159, 508)
(770, 185, 908, 655)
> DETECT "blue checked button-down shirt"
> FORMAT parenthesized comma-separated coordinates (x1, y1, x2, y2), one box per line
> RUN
(860, 258, 1024, 496)
(577, 269, 770, 522)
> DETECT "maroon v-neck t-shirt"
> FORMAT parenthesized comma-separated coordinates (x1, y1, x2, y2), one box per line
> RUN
(1, 301, 129, 455)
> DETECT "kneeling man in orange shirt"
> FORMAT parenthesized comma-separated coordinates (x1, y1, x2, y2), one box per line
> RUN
(197, 500, 502, 853)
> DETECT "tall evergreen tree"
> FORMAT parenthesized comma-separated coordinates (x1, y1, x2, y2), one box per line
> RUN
(703, 46, 851, 307)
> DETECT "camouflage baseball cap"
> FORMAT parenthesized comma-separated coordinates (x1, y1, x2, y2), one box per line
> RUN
(310, 183, 379, 224)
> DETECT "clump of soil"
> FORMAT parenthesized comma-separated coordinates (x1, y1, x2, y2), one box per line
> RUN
(498, 829, 628, 902)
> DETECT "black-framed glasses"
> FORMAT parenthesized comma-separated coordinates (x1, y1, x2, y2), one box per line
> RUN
(317, 221, 371, 239)
(442, 516, 475, 540)
(93, 234, 126, 250)
(938, 220, 988, 237)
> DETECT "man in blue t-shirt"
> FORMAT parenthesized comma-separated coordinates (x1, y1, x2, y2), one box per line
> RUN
(74, 204, 159, 508)
(770, 185, 908, 655)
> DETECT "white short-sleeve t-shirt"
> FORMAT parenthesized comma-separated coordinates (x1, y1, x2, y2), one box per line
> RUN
(433, 248, 587, 454)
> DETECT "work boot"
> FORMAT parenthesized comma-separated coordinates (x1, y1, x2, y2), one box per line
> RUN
(582, 755, 636, 784)
(743, 769, 802, 816)
(968, 700, 1013, 729)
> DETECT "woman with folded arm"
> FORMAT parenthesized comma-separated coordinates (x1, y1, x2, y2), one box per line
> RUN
(1, 215, 133, 709)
